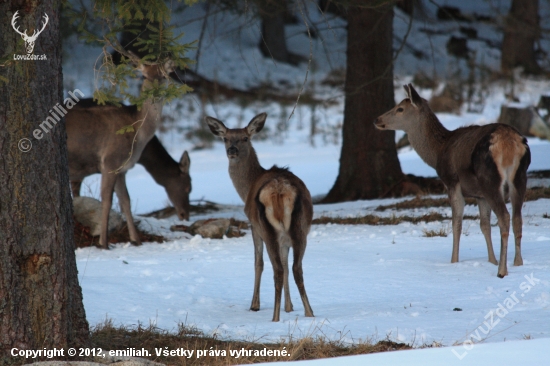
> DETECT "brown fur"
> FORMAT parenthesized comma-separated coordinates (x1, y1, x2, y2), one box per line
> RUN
(375, 84, 531, 278)
(206, 113, 314, 322)
(67, 61, 174, 248)
(489, 126, 526, 185)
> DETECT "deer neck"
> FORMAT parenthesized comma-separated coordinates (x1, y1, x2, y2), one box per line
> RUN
(407, 109, 451, 169)
(136, 80, 165, 141)
(228, 147, 265, 202)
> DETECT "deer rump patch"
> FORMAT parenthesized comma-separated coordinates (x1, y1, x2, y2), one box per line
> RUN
(258, 179, 297, 233)
(488, 126, 527, 182)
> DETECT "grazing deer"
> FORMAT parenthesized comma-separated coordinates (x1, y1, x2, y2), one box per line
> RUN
(375, 84, 531, 278)
(206, 113, 314, 321)
(66, 60, 175, 248)
(71, 135, 191, 221)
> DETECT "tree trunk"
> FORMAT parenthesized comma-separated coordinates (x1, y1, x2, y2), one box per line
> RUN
(257, 0, 295, 65)
(0, 0, 89, 361)
(501, 0, 541, 74)
(323, 4, 404, 203)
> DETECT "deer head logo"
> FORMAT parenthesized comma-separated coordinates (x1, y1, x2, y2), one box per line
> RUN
(11, 11, 49, 54)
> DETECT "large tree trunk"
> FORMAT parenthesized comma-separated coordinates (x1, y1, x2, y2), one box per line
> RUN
(501, 0, 541, 75)
(323, 4, 403, 203)
(0, 0, 89, 361)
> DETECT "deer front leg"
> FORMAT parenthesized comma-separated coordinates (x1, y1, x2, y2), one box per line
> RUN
(99, 173, 117, 249)
(114, 173, 141, 245)
(449, 185, 465, 263)
(250, 227, 264, 312)
(71, 181, 82, 197)
(478, 198, 498, 265)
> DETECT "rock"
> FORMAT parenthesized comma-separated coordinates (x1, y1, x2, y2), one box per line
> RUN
(190, 218, 231, 239)
(73, 196, 124, 237)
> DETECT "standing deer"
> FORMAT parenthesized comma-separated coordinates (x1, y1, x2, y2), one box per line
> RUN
(206, 113, 314, 321)
(66, 60, 175, 248)
(71, 135, 191, 221)
(375, 84, 531, 278)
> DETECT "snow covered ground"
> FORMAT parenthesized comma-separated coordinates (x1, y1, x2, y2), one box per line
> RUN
(62, 1, 550, 364)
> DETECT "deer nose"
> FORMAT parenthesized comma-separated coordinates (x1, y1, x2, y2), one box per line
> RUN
(227, 146, 238, 156)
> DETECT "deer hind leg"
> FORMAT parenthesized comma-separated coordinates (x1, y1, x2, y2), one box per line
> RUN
(510, 184, 525, 267)
(114, 173, 141, 245)
(477, 198, 497, 265)
(250, 227, 264, 312)
(279, 238, 294, 313)
(99, 173, 117, 249)
(290, 231, 314, 318)
(449, 185, 465, 263)
(485, 195, 510, 278)
(263, 236, 284, 322)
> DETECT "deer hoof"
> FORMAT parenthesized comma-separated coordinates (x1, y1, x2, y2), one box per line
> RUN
(130, 240, 142, 246)
(250, 306, 260, 312)
(489, 258, 498, 265)
(514, 257, 523, 266)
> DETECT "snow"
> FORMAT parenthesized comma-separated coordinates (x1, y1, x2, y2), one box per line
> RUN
(60, 1, 550, 364)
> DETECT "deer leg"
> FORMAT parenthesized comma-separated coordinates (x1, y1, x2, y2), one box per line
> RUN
(114, 173, 141, 245)
(291, 232, 314, 318)
(279, 240, 294, 313)
(250, 227, 264, 312)
(477, 198, 498, 265)
(449, 186, 465, 263)
(71, 181, 82, 197)
(263, 236, 284, 322)
(485, 196, 510, 278)
(510, 186, 524, 266)
(99, 173, 117, 249)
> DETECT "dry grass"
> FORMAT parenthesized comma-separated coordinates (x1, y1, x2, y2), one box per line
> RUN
(376, 186, 550, 212)
(422, 228, 449, 237)
(313, 213, 478, 226)
(74, 219, 165, 248)
(85, 321, 411, 365)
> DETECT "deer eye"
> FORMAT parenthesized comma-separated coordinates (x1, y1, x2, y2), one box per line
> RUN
(243, 137, 248, 142)
(223, 138, 228, 142)
(396, 107, 404, 113)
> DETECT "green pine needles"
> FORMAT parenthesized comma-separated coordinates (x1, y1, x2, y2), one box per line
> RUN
(67, 0, 197, 107)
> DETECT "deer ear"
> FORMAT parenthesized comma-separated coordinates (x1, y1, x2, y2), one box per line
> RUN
(407, 83, 422, 108)
(205, 116, 228, 137)
(179, 151, 190, 174)
(246, 113, 267, 136)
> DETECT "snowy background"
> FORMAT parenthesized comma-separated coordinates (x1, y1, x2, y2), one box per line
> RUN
(61, 1, 550, 364)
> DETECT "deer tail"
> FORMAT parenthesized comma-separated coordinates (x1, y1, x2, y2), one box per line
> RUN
(259, 180, 297, 232)
(489, 126, 529, 194)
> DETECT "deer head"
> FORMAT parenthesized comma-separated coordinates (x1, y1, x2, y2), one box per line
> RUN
(11, 11, 49, 54)
(205, 113, 267, 164)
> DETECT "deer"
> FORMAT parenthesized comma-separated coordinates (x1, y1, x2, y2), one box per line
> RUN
(375, 84, 531, 278)
(11, 11, 49, 54)
(71, 135, 191, 221)
(66, 59, 175, 248)
(205, 113, 314, 321)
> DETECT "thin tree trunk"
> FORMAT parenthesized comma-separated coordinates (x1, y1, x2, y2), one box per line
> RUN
(501, 0, 541, 74)
(323, 3, 404, 203)
(0, 0, 89, 360)
(258, 0, 294, 64)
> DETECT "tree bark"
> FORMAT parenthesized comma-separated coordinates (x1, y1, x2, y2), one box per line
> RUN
(0, 0, 89, 361)
(323, 4, 403, 203)
(324, 5, 403, 202)
(501, 0, 541, 75)
(257, 0, 297, 65)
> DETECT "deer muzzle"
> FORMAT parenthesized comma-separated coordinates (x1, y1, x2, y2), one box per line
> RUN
(227, 146, 238, 158)
(373, 118, 386, 130)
